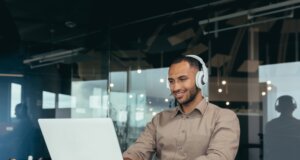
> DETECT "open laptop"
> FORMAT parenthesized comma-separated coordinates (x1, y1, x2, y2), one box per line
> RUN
(38, 118, 123, 160)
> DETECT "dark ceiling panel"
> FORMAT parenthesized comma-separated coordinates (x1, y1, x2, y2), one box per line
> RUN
(0, 0, 20, 54)
(2, 0, 300, 76)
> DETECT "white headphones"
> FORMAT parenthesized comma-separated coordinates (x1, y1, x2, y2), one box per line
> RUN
(186, 55, 208, 90)
(167, 55, 208, 90)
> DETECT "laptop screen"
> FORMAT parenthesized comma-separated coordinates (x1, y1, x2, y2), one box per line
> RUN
(38, 118, 123, 160)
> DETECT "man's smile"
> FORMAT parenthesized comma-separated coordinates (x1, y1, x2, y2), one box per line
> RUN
(173, 90, 186, 99)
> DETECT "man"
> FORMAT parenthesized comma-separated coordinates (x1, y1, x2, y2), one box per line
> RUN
(264, 95, 300, 160)
(123, 55, 240, 160)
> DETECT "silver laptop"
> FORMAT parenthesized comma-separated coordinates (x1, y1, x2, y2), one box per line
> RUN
(38, 118, 123, 160)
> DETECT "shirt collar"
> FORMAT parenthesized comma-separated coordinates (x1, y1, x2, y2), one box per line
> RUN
(172, 99, 208, 118)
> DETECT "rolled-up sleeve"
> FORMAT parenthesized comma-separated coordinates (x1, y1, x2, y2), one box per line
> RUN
(195, 109, 240, 160)
(123, 116, 157, 160)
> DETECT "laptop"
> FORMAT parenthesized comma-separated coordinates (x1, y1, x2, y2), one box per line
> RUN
(38, 118, 123, 160)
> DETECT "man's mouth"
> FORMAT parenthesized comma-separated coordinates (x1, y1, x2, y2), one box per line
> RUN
(174, 91, 185, 99)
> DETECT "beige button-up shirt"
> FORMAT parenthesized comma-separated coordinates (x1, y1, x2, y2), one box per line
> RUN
(123, 99, 240, 160)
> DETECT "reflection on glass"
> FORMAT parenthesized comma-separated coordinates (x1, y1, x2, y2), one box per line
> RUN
(259, 62, 300, 121)
(111, 71, 127, 92)
(71, 80, 107, 118)
(118, 110, 128, 122)
(58, 94, 76, 108)
(260, 62, 300, 160)
(89, 87, 102, 109)
(110, 92, 128, 122)
(135, 112, 144, 121)
(89, 95, 101, 108)
(10, 83, 22, 118)
(42, 91, 55, 109)
(264, 95, 300, 160)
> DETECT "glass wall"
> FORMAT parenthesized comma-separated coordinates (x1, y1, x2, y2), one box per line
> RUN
(1, 0, 300, 159)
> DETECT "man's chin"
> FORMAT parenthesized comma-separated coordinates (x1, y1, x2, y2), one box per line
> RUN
(178, 98, 194, 106)
(177, 99, 188, 105)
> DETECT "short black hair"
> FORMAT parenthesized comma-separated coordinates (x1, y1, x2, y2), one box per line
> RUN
(170, 55, 201, 70)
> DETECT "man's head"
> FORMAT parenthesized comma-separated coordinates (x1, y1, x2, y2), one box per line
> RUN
(275, 95, 297, 115)
(168, 55, 204, 105)
(15, 103, 28, 119)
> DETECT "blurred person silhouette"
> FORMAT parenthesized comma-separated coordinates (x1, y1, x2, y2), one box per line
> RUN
(264, 95, 300, 160)
(0, 103, 34, 160)
(14, 103, 34, 159)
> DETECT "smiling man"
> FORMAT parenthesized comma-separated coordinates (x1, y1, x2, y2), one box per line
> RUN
(123, 55, 240, 160)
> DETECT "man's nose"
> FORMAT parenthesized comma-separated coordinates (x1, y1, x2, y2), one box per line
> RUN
(172, 81, 181, 91)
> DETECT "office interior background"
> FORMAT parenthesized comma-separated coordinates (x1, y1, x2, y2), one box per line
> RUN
(1, 0, 300, 159)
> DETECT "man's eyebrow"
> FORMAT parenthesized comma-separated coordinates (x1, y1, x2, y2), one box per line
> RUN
(178, 75, 188, 79)
(168, 75, 188, 80)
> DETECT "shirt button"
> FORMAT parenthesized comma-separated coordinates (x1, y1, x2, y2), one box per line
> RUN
(182, 130, 185, 133)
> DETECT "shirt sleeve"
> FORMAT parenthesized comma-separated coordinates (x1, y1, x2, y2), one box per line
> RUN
(195, 109, 240, 160)
(122, 115, 157, 160)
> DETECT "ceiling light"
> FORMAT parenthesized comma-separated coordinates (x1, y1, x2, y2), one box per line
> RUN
(226, 101, 230, 106)
(109, 83, 114, 87)
(267, 80, 272, 85)
(221, 80, 227, 85)
(137, 69, 142, 74)
(218, 88, 223, 93)
(261, 91, 266, 96)
(267, 86, 272, 91)
(23, 47, 85, 69)
(164, 98, 169, 102)
(0, 73, 23, 77)
(160, 78, 164, 83)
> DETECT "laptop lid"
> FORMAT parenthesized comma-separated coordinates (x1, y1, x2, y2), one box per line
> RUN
(38, 118, 123, 160)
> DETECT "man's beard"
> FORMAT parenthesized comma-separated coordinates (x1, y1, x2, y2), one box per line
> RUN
(177, 86, 200, 105)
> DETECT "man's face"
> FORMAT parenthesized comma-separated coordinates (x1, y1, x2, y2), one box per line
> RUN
(168, 61, 199, 105)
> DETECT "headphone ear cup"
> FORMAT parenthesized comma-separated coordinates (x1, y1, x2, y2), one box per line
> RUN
(186, 55, 208, 88)
(195, 71, 204, 89)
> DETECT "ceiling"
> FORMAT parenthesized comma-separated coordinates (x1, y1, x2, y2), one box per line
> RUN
(1, 0, 300, 77)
